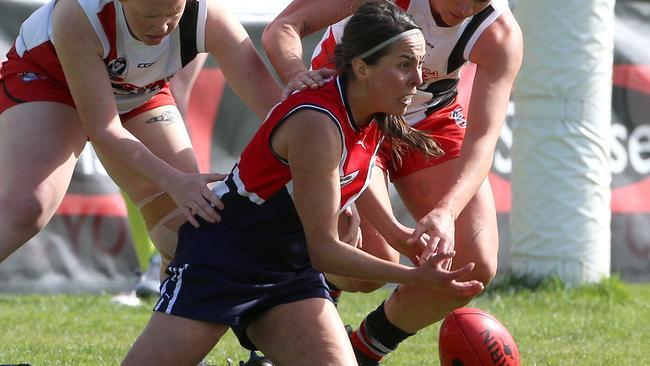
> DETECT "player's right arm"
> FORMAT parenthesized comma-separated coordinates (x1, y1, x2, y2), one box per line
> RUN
(204, 0, 282, 119)
(51, 0, 222, 227)
(262, 0, 363, 89)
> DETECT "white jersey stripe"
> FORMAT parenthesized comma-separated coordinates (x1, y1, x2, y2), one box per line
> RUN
(196, 0, 208, 53)
(153, 277, 170, 311)
(463, 6, 503, 60)
(232, 165, 266, 205)
(164, 264, 189, 314)
(339, 137, 381, 214)
(211, 180, 229, 199)
(285, 181, 294, 198)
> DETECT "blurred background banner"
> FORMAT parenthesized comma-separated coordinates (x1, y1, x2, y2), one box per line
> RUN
(0, 0, 648, 293)
(609, 1, 650, 281)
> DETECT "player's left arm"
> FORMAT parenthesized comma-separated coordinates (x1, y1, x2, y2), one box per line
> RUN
(439, 10, 523, 219)
(204, 0, 283, 119)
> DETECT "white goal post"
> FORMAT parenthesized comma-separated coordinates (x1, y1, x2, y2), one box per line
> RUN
(509, 0, 615, 285)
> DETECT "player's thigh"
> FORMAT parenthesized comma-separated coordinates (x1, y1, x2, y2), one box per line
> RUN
(123, 312, 228, 366)
(452, 178, 498, 281)
(99, 105, 198, 202)
(0, 102, 86, 215)
(247, 298, 357, 366)
(394, 159, 499, 278)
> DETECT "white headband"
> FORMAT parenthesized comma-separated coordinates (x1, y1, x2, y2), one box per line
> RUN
(357, 28, 423, 59)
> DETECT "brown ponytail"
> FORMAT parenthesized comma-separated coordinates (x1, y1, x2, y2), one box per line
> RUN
(374, 113, 444, 167)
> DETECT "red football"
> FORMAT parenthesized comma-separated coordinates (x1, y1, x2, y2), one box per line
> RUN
(439, 308, 520, 366)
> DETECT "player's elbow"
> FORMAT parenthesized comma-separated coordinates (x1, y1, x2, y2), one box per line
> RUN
(262, 21, 289, 51)
(263, 20, 302, 49)
(260, 22, 276, 52)
(307, 249, 328, 273)
(305, 240, 334, 273)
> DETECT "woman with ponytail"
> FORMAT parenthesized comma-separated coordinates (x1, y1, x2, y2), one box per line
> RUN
(263, 0, 522, 363)
(123, 2, 483, 366)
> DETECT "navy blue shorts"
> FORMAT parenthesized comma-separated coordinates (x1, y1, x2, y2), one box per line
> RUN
(153, 220, 331, 350)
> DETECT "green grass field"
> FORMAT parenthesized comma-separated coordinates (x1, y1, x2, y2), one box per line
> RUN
(1, 277, 649, 365)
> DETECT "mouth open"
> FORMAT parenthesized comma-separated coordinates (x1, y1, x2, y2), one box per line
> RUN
(399, 95, 414, 105)
(145, 34, 167, 44)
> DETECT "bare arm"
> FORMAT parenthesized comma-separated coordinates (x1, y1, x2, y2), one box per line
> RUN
(451, 11, 522, 215)
(356, 167, 427, 265)
(52, 0, 223, 227)
(261, 0, 363, 84)
(410, 11, 523, 247)
(205, 0, 282, 119)
(274, 110, 482, 293)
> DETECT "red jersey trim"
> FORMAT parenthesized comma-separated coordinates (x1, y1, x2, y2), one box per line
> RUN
(97, 2, 117, 60)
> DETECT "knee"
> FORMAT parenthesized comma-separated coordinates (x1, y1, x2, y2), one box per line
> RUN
(456, 235, 499, 287)
(470, 254, 498, 287)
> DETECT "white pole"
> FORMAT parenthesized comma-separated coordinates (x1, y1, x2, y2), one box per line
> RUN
(510, 0, 615, 285)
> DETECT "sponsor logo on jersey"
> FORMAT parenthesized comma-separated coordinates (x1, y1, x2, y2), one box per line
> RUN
(18, 72, 44, 82)
(422, 67, 439, 80)
(451, 106, 467, 128)
(137, 62, 156, 68)
(111, 78, 169, 96)
(107, 57, 128, 80)
(340, 170, 360, 187)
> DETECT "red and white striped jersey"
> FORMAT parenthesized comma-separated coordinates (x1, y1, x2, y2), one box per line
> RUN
(1, 0, 207, 113)
(311, 0, 509, 125)
(212, 76, 382, 234)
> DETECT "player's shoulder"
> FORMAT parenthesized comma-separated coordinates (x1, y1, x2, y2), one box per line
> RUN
(484, 4, 522, 47)
(280, 77, 348, 135)
(51, 0, 105, 54)
(471, 6, 522, 65)
(285, 77, 342, 110)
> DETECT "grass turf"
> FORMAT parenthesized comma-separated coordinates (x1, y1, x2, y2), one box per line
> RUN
(1, 276, 649, 365)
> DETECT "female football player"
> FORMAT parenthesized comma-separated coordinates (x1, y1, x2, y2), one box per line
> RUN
(122, 2, 484, 365)
(0, 0, 280, 273)
(262, 0, 522, 364)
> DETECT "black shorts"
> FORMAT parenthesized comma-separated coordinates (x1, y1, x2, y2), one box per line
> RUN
(153, 220, 331, 350)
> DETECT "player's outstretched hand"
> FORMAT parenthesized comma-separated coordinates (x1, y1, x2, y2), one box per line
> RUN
(407, 206, 456, 269)
(166, 172, 227, 228)
(385, 224, 427, 266)
(283, 68, 338, 99)
(412, 251, 484, 298)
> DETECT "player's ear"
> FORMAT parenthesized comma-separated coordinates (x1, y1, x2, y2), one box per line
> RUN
(351, 58, 369, 81)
